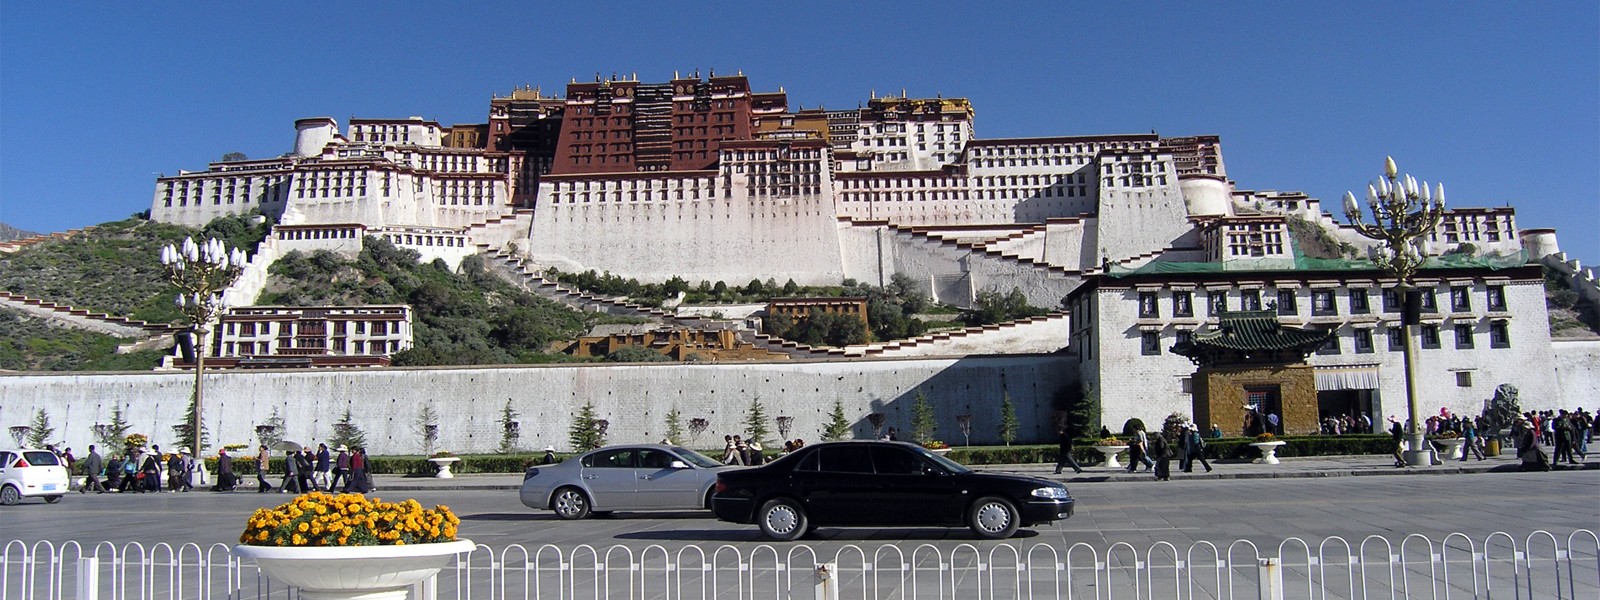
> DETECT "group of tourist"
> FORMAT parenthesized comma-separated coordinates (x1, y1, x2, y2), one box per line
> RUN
(49, 441, 377, 494)
(214, 443, 374, 494)
(62, 444, 200, 494)
(1319, 413, 1376, 435)
(1510, 408, 1594, 470)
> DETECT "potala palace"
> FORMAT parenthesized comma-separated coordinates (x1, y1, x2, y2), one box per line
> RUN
(5, 71, 1596, 453)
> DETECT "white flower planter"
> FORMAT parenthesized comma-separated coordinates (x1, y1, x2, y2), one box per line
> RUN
(233, 539, 474, 600)
(1432, 438, 1465, 461)
(428, 457, 460, 479)
(1250, 441, 1287, 465)
(1092, 446, 1129, 469)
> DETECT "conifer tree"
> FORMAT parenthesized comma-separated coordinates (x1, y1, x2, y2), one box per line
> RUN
(498, 400, 521, 454)
(26, 409, 53, 448)
(744, 397, 771, 446)
(171, 391, 209, 451)
(568, 400, 604, 450)
(823, 399, 851, 441)
(664, 406, 685, 444)
(94, 405, 132, 449)
(415, 404, 440, 455)
(911, 390, 938, 445)
(998, 392, 1019, 446)
(329, 407, 368, 450)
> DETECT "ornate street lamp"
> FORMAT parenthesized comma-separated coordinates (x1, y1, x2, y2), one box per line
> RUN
(160, 237, 246, 457)
(1342, 156, 1446, 467)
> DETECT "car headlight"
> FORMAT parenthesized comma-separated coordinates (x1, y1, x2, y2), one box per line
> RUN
(1031, 486, 1070, 500)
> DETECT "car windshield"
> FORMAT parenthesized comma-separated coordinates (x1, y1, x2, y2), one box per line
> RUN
(913, 447, 970, 474)
(671, 448, 725, 469)
(22, 451, 60, 466)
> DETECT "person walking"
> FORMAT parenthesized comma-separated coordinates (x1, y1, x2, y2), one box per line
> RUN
(118, 450, 142, 493)
(347, 447, 372, 493)
(1149, 430, 1172, 481)
(1183, 423, 1213, 473)
(212, 449, 236, 491)
(1053, 429, 1084, 475)
(314, 443, 332, 490)
(140, 448, 163, 493)
(722, 435, 743, 465)
(295, 448, 316, 492)
(1553, 410, 1577, 465)
(255, 445, 273, 493)
(1127, 424, 1153, 472)
(330, 445, 351, 491)
(1461, 419, 1486, 461)
(280, 448, 302, 493)
(80, 445, 107, 494)
(1389, 417, 1406, 468)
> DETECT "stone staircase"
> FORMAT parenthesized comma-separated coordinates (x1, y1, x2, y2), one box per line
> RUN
(0, 227, 95, 254)
(0, 290, 181, 353)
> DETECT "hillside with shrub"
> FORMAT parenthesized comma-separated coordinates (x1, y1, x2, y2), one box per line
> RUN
(0, 307, 167, 371)
(259, 238, 609, 366)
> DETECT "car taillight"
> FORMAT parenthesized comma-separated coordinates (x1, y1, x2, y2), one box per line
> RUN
(714, 480, 727, 493)
(13, 458, 28, 468)
(523, 468, 539, 481)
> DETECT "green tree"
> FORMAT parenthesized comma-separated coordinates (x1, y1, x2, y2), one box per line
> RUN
(823, 399, 851, 441)
(910, 390, 938, 445)
(93, 405, 132, 449)
(329, 407, 368, 450)
(568, 400, 605, 450)
(170, 391, 210, 451)
(1054, 381, 1100, 438)
(220, 151, 248, 162)
(998, 392, 1019, 446)
(963, 287, 1044, 326)
(763, 312, 793, 337)
(498, 400, 521, 454)
(415, 404, 440, 455)
(664, 406, 685, 444)
(744, 397, 771, 446)
(259, 407, 286, 447)
(26, 409, 53, 448)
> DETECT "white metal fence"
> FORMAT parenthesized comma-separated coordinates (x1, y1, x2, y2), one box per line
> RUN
(4, 530, 1596, 599)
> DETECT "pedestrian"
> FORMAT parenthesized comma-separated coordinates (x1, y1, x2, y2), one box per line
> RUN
(1183, 423, 1213, 473)
(722, 435, 743, 465)
(295, 447, 316, 492)
(1389, 417, 1406, 468)
(734, 436, 749, 464)
(105, 453, 124, 491)
(1553, 410, 1578, 465)
(747, 440, 765, 465)
(212, 448, 236, 491)
(1518, 420, 1551, 471)
(1053, 429, 1084, 475)
(348, 447, 372, 493)
(885, 427, 899, 442)
(314, 443, 332, 490)
(167, 447, 191, 492)
(1149, 430, 1172, 481)
(330, 445, 351, 490)
(1461, 419, 1486, 461)
(540, 445, 557, 465)
(1127, 424, 1153, 472)
(255, 445, 273, 493)
(80, 445, 107, 494)
(118, 450, 142, 493)
(280, 449, 302, 493)
(140, 447, 163, 492)
(61, 448, 76, 487)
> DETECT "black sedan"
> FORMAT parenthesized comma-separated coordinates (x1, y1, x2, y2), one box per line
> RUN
(711, 441, 1073, 540)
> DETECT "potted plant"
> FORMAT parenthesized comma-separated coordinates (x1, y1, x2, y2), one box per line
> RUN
(1249, 433, 1287, 465)
(427, 451, 460, 478)
(1092, 436, 1129, 468)
(233, 492, 473, 600)
(921, 440, 951, 455)
(1430, 430, 1466, 461)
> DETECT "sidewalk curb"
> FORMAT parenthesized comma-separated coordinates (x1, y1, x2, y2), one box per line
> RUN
(363, 458, 1595, 492)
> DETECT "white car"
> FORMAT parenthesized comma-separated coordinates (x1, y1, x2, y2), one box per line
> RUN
(0, 448, 70, 505)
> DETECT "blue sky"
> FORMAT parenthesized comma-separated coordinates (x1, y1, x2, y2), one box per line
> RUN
(2, 3, 1596, 261)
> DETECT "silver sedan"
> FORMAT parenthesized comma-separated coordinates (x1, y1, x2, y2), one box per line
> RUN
(519, 444, 734, 519)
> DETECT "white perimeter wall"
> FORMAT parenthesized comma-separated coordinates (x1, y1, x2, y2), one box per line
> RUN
(1551, 339, 1600, 409)
(0, 356, 1075, 455)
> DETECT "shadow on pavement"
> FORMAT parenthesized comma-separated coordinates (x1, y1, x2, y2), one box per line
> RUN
(614, 527, 1043, 543)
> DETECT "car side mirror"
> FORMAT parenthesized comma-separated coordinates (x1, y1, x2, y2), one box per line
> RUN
(669, 460, 690, 469)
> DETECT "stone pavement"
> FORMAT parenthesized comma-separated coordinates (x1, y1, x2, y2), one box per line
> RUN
(369, 450, 1598, 491)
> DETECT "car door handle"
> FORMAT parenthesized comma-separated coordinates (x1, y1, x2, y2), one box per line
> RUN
(582, 475, 598, 480)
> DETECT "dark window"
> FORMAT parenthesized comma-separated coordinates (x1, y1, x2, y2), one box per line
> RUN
(1490, 321, 1510, 348)
(582, 448, 637, 468)
(1354, 329, 1375, 353)
(1456, 372, 1473, 387)
(1210, 293, 1227, 315)
(1241, 290, 1262, 311)
(1317, 330, 1341, 355)
(1486, 286, 1506, 311)
(1175, 330, 1193, 346)
(1277, 290, 1298, 315)
(1419, 289, 1437, 313)
(870, 447, 926, 475)
(816, 446, 874, 473)
(1387, 327, 1405, 351)
(1173, 292, 1193, 317)
(1421, 324, 1441, 349)
(1312, 291, 1337, 316)
(1349, 289, 1370, 314)
(1455, 323, 1475, 349)
(1450, 286, 1471, 312)
(1382, 289, 1401, 313)
(1141, 332, 1161, 355)
(1138, 292, 1159, 318)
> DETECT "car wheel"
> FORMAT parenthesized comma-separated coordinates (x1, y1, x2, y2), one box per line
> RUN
(551, 487, 591, 520)
(967, 496, 1020, 539)
(757, 498, 808, 541)
(0, 485, 19, 506)
(43, 495, 62, 504)
(704, 488, 716, 510)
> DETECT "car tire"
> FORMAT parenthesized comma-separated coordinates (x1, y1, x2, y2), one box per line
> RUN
(967, 496, 1020, 539)
(0, 485, 19, 506)
(757, 498, 808, 541)
(43, 495, 62, 504)
(704, 488, 716, 510)
(551, 487, 591, 520)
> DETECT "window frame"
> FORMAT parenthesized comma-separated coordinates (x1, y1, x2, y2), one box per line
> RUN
(1141, 331, 1162, 356)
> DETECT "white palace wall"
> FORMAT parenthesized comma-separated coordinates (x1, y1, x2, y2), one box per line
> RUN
(0, 355, 1074, 455)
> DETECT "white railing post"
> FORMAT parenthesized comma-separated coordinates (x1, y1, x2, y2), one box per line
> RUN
(411, 573, 438, 600)
(77, 556, 99, 600)
(1258, 557, 1284, 600)
(814, 562, 839, 600)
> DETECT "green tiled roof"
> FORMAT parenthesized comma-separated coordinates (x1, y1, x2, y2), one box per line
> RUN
(1187, 310, 1331, 351)
(1107, 249, 1529, 278)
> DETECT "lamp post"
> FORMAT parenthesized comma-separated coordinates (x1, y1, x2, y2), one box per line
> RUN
(160, 237, 246, 458)
(1342, 156, 1446, 467)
